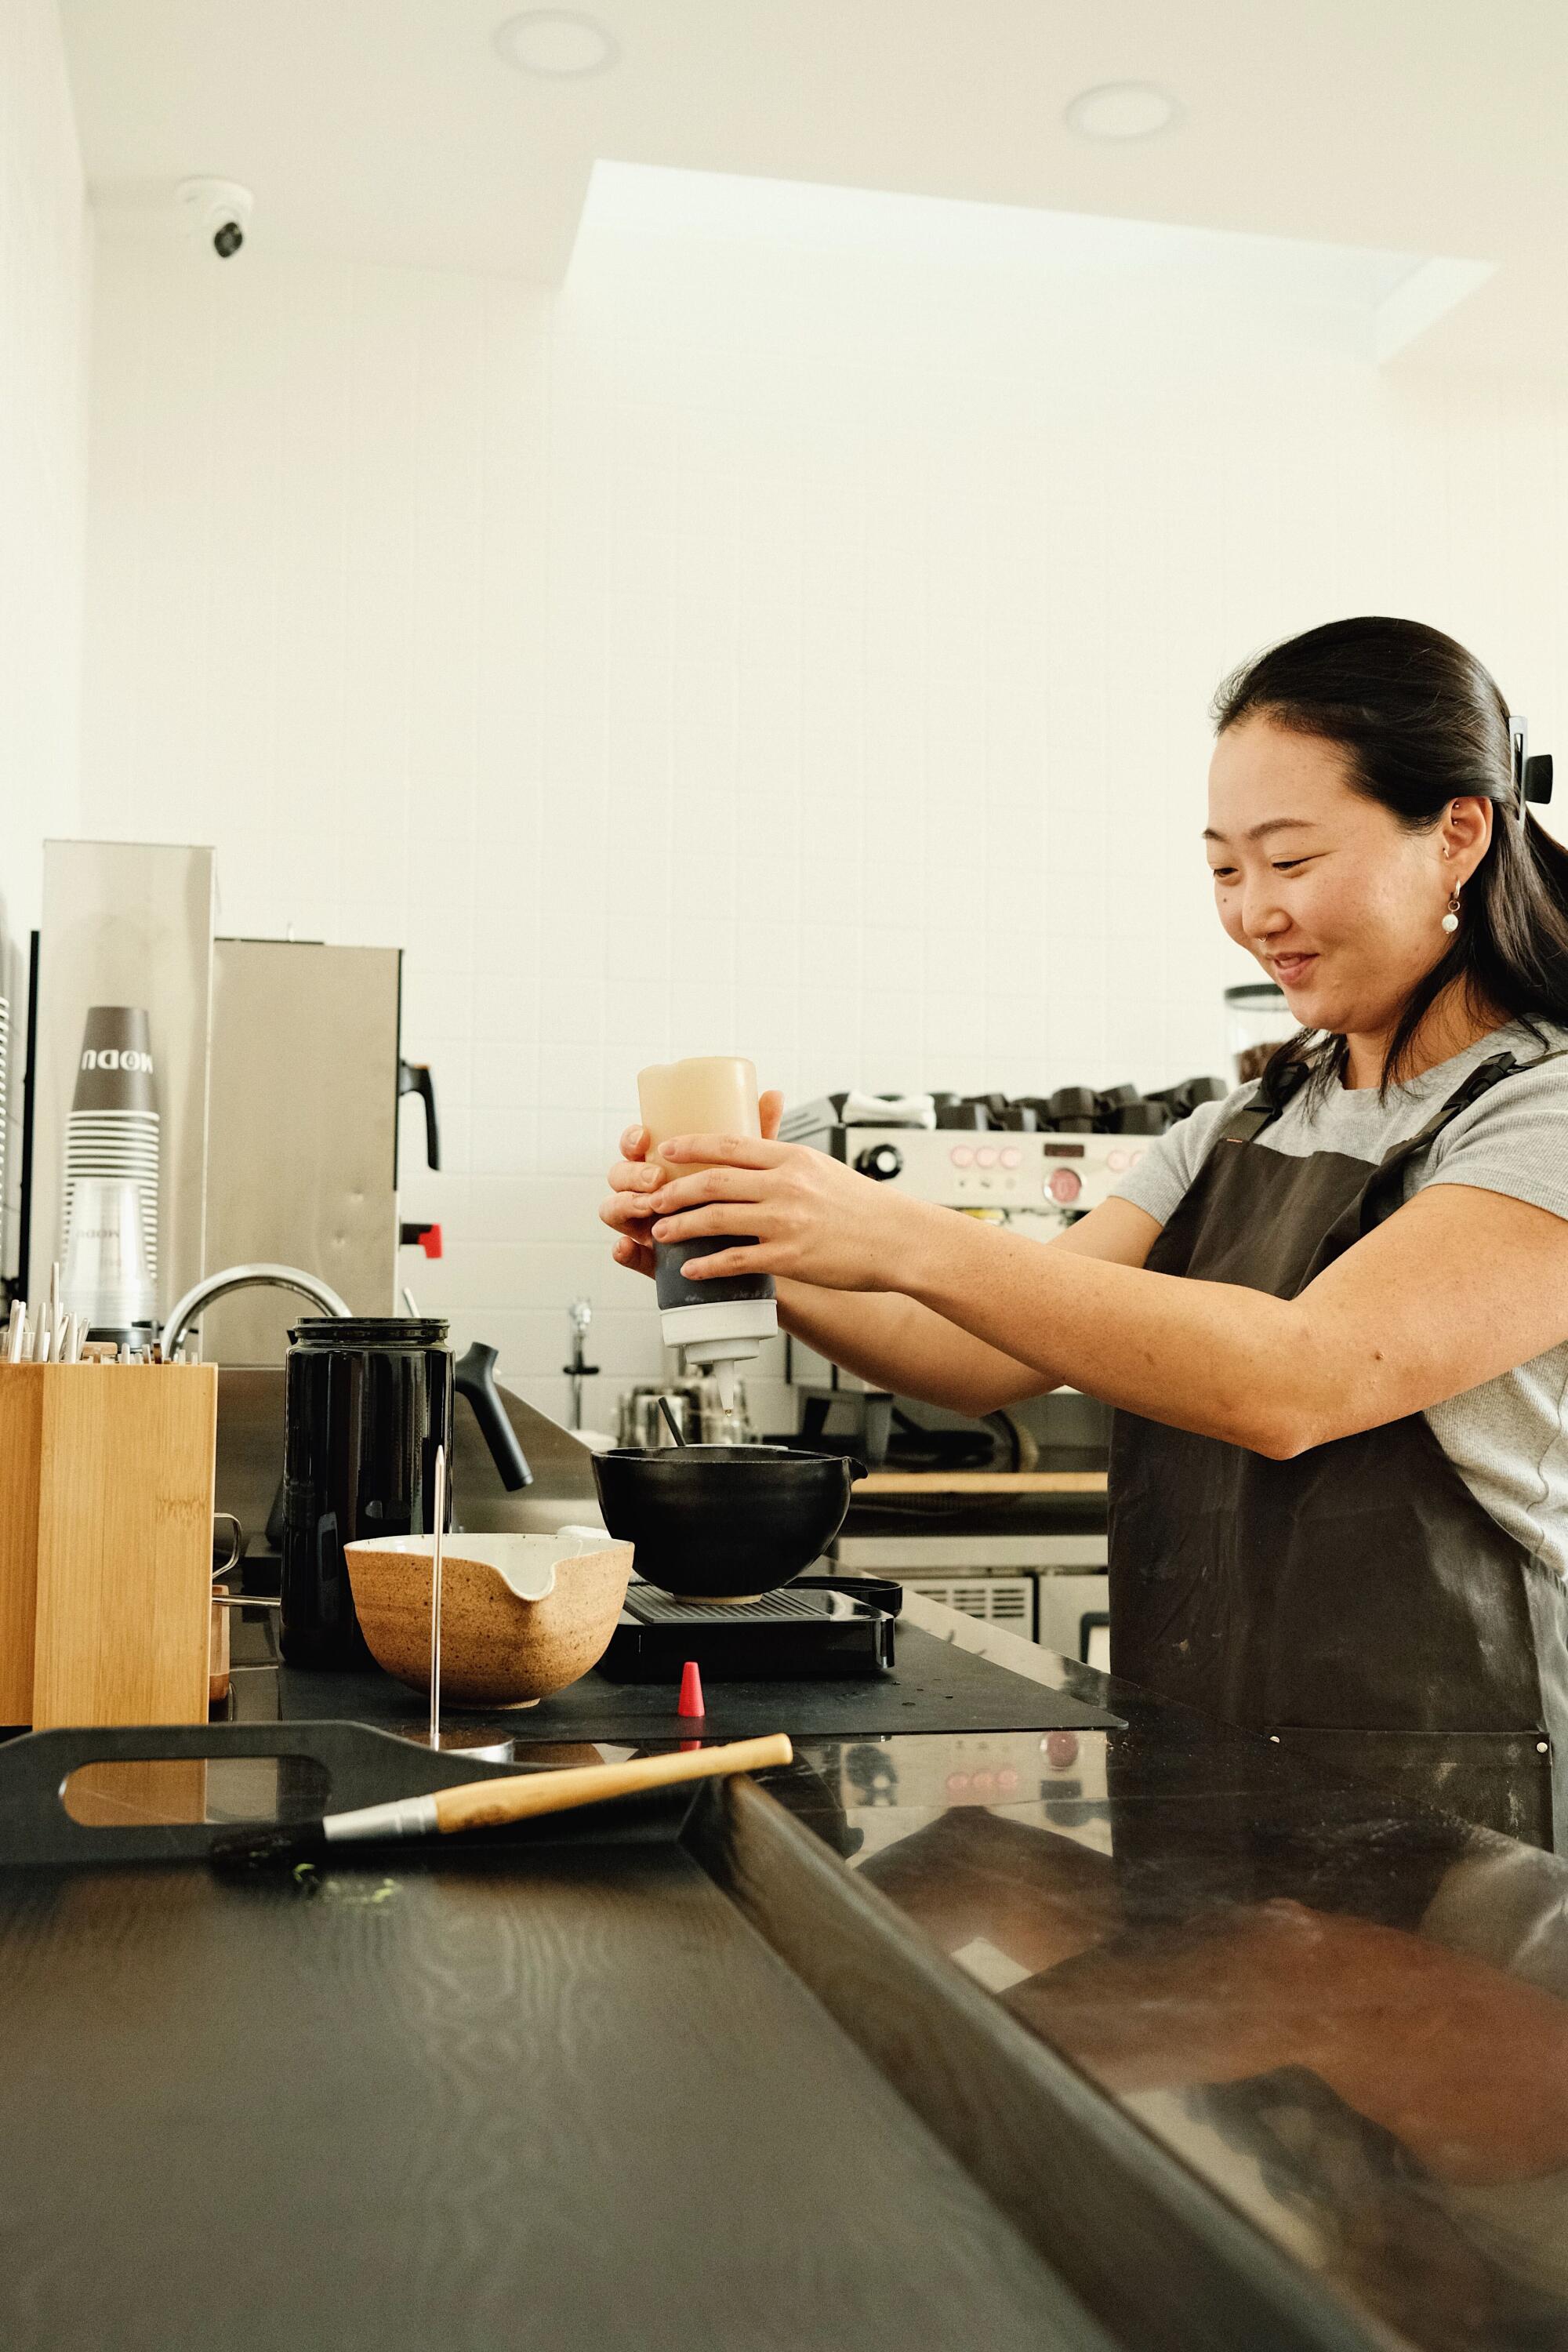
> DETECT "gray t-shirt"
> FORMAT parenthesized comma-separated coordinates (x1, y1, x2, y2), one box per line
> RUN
(1110, 1020, 1568, 1581)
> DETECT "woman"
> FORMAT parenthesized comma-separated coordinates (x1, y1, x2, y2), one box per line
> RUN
(602, 617, 1568, 1844)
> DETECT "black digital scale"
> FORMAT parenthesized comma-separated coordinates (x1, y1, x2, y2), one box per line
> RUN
(599, 1576, 901, 1682)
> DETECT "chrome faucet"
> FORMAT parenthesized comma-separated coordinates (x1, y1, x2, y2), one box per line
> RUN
(161, 1263, 353, 1361)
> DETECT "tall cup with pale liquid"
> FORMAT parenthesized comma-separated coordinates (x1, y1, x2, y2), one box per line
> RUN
(636, 1057, 779, 1414)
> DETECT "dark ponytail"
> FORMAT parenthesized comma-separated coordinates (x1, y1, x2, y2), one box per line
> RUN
(1213, 615, 1568, 1093)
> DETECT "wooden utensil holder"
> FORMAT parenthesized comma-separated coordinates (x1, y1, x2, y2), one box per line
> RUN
(0, 1363, 218, 1730)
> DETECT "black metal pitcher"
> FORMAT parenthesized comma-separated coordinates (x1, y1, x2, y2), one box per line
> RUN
(280, 1316, 530, 1669)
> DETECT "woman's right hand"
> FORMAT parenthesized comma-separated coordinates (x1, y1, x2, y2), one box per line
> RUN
(601, 1089, 784, 1279)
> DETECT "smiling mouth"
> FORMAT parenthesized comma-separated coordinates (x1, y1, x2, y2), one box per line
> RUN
(1270, 953, 1319, 982)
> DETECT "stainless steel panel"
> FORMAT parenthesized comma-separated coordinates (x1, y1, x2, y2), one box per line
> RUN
(797, 1124, 1131, 1217)
(202, 941, 401, 1363)
(30, 841, 215, 1316)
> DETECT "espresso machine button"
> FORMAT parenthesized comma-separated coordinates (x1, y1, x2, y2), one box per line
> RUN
(855, 1142, 904, 1181)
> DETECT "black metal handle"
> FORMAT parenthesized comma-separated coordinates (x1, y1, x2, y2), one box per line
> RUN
(454, 1341, 532, 1490)
(398, 1061, 441, 1170)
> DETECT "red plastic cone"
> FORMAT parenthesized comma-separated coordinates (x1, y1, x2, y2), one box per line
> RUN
(677, 1659, 705, 1718)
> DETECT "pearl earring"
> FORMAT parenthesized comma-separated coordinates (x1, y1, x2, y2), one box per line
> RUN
(1442, 886, 1461, 935)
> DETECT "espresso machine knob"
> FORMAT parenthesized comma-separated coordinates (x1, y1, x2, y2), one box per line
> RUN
(1168, 1075, 1229, 1116)
(855, 1142, 904, 1181)
(1112, 1100, 1171, 1134)
(1047, 1087, 1098, 1134)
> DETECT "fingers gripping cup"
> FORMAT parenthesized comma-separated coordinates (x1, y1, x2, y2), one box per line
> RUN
(637, 1058, 778, 1414)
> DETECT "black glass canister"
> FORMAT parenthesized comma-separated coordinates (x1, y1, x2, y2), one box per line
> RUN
(281, 1316, 454, 1668)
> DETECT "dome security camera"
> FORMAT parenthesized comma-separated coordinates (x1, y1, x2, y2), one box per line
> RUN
(176, 177, 254, 260)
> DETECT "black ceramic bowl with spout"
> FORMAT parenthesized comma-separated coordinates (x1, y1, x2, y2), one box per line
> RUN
(591, 1444, 865, 1601)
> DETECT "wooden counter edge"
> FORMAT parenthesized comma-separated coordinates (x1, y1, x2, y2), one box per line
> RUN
(855, 1471, 1108, 1494)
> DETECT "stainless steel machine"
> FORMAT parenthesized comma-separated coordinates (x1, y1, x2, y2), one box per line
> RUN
(18, 848, 444, 1363)
(201, 938, 440, 1362)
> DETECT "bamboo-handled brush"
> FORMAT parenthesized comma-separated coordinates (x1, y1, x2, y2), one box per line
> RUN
(215, 1733, 793, 1867)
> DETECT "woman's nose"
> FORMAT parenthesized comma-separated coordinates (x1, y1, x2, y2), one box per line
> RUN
(1240, 882, 1289, 942)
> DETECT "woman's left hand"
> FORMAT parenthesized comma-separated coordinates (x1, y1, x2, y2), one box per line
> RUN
(646, 1133, 925, 1292)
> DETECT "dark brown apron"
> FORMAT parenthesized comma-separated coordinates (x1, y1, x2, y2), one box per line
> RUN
(1109, 1049, 1568, 1850)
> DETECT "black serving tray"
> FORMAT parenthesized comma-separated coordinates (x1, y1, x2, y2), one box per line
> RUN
(0, 1719, 675, 1870)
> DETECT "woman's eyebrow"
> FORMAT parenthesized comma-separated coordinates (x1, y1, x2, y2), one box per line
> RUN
(1202, 818, 1316, 844)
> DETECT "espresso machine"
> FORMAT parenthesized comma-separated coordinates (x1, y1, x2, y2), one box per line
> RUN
(782, 1078, 1224, 1464)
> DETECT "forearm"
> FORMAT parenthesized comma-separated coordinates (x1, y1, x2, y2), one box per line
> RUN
(775, 1278, 1052, 1416)
(644, 1106, 1568, 1457)
(899, 1205, 1311, 1454)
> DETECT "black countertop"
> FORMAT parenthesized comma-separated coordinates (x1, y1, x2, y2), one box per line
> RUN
(191, 1385, 1568, 2344)
(214, 1584, 1568, 2350)
(816, 1599, 1568, 2352)
(4, 1587, 1566, 2350)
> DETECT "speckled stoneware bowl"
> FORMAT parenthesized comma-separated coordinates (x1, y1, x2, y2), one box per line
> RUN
(345, 1528, 633, 1708)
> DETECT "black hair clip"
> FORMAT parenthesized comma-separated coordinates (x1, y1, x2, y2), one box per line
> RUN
(1511, 715, 1554, 807)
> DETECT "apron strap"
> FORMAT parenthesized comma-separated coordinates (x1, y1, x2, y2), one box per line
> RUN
(1221, 1038, 1568, 1213)
(1361, 1044, 1568, 1230)
(1221, 1050, 1312, 1143)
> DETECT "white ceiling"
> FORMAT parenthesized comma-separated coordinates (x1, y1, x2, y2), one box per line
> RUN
(61, 0, 1568, 368)
(582, 162, 1497, 365)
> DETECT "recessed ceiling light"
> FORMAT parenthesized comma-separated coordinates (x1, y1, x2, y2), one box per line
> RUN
(494, 10, 619, 77)
(1065, 83, 1181, 141)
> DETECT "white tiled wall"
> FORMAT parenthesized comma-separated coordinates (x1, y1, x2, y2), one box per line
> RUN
(0, 0, 89, 1265)
(81, 205, 1568, 1426)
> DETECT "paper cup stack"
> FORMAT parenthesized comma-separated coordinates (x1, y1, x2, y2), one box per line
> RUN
(60, 1006, 160, 1330)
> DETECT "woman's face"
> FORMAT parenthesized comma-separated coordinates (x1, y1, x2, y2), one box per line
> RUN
(1206, 716, 1490, 1040)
